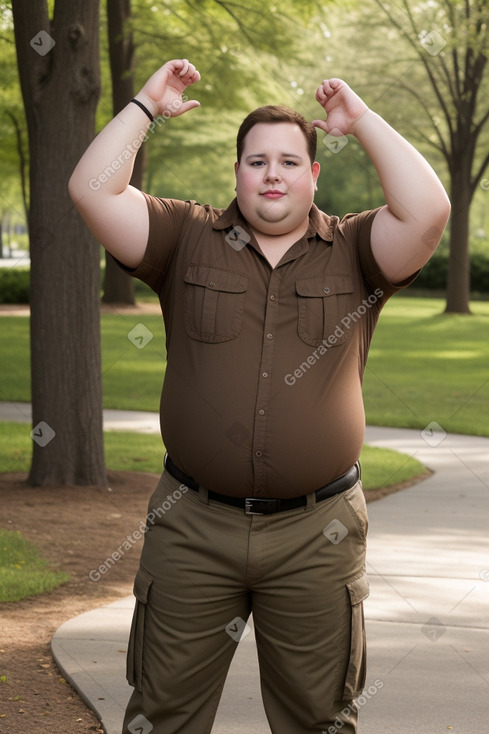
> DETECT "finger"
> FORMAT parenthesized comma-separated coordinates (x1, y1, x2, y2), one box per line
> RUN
(174, 100, 201, 117)
(311, 119, 330, 133)
(315, 87, 327, 104)
(319, 80, 336, 98)
(178, 58, 190, 77)
(180, 63, 200, 85)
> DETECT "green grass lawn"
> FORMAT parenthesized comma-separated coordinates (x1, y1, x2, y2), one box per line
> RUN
(0, 528, 69, 602)
(1, 295, 488, 434)
(363, 296, 489, 436)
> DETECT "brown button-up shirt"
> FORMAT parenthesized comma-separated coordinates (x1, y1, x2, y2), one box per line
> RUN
(122, 194, 412, 498)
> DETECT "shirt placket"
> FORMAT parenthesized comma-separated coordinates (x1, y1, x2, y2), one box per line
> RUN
(252, 268, 282, 495)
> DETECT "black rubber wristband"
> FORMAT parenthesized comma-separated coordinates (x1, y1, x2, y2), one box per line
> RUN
(130, 98, 154, 122)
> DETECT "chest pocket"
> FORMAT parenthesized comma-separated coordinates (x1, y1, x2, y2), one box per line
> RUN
(184, 264, 248, 343)
(296, 275, 354, 347)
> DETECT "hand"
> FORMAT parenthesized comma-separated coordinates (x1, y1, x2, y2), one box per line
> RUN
(311, 78, 368, 137)
(137, 59, 201, 118)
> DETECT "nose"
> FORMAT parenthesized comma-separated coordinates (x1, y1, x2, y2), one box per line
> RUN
(264, 163, 281, 182)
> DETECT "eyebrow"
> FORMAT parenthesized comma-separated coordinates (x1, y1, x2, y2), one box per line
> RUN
(245, 153, 304, 161)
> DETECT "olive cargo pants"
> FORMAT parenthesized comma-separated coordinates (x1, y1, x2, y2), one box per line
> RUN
(122, 470, 369, 734)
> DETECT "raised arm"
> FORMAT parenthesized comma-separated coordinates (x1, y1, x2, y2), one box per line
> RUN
(68, 59, 200, 269)
(312, 79, 451, 284)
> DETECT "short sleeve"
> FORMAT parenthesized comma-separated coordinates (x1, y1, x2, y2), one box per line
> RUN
(339, 207, 420, 300)
(117, 194, 192, 294)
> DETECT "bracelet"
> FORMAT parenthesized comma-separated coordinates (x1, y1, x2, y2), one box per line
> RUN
(130, 98, 154, 123)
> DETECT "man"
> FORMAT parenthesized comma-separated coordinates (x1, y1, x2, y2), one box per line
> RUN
(69, 58, 450, 734)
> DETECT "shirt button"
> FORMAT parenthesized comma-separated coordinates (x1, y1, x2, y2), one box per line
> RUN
(262, 372, 269, 378)
(258, 409, 265, 416)
(209, 281, 216, 287)
(323, 287, 330, 294)
(255, 451, 263, 457)
(266, 333, 273, 340)
(270, 294, 276, 301)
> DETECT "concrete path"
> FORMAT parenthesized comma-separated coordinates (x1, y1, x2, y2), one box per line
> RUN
(3, 403, 488, 732)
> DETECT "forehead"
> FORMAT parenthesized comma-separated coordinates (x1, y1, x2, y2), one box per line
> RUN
(241, 122, 309, 157)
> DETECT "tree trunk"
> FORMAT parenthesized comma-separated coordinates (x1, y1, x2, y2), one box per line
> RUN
(445, 161, 472, 314)
(12, 0, 106, 486)
(102, 0, 144, 305)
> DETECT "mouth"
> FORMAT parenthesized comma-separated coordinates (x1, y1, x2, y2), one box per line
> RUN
(261, 190, 286, 199)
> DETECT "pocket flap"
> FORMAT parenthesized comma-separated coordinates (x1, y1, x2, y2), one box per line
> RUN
(133, 567, 153, 604)
(185, 264, 248, 293)
(346, 572, 369, 605)
(296, 275, 353, 298)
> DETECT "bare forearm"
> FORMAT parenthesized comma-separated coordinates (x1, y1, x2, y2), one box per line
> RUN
(68, 95, 154, 202)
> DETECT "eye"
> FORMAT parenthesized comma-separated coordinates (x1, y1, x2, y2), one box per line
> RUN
(283, 160, 297, 166)
(250, 160, 265, 167)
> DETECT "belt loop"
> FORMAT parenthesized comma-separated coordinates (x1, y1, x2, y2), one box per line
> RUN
(198, 486, 209, 505)
(305, 491, 316, 511)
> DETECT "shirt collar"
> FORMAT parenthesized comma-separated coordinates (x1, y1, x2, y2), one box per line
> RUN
(213, 198, 337, 244)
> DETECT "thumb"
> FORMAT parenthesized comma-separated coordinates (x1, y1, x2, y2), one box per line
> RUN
(311, 119, 330, 134)
(172, 99, 201, 117)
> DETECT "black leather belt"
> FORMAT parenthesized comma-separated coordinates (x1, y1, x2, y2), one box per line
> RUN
(164, 454, 360, 516)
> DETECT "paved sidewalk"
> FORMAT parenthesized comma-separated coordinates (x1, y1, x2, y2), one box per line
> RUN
(1, 401, 161, 434)
(3, 404, 488, 732)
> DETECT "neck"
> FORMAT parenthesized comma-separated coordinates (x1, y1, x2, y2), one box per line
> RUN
(251, 221, 309, 268)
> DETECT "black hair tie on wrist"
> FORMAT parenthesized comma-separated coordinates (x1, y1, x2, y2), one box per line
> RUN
(130, 98, 154, 123)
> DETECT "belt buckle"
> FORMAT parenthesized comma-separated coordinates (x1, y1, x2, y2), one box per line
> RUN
(244, 498, 278, 516)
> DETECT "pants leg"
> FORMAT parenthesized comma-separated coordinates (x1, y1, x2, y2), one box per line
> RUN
(122, 473, 369, 734)
(122, 472, 252, 734)
(250, 482, 369, 734)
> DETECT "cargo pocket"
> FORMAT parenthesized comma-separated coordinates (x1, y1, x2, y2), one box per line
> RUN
(184, 264, 248, 343)
(296, 275, 354, 347)
(126, 567, 153, 692)
(342, 572, 369, 701)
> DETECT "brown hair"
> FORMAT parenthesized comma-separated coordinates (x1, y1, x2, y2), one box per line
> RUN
(236, 105, 317, 164)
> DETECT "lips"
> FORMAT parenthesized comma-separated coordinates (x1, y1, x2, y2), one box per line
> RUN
(261, 190, 286, 199)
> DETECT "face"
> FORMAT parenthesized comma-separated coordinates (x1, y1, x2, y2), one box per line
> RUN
(234, 122, 320, 238)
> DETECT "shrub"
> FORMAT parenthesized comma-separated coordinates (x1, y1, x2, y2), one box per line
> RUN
(0, 268, 30, 304)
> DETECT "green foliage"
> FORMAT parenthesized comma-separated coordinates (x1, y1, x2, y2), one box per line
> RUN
(0, 267, 29, 303)
(0, 528, 69, 603)
(414, 236, 489, 293)
(0, 3, 26, 220)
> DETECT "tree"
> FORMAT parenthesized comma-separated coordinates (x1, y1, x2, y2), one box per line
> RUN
(372, 0, 489, 314)
(11, 0, 106, 485)
(102, 0, 141, 305)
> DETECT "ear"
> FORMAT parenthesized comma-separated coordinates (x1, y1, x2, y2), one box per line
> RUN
(312, 161, 320, 186)
(234, 161, 239, 177)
